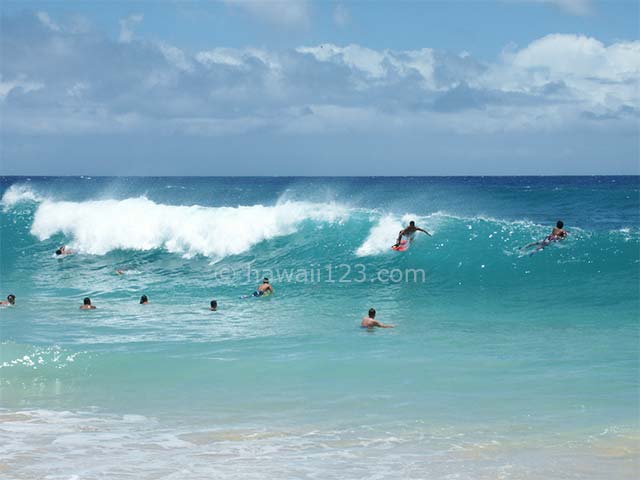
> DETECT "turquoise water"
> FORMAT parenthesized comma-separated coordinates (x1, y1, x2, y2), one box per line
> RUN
(1, 176, 638, 479)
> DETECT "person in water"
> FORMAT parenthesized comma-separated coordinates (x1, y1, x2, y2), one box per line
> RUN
(395, 221, 431, 247)
(361, 308, 394, 329)
(210, 300, 218, 311)
(139, 295, 149, 305)
(525, 220, 569, 252)
(0, 294, 16, 306)
(55, 246, 73, 256)
(80, 297, 96, 310)
(252, 278, 275, 297)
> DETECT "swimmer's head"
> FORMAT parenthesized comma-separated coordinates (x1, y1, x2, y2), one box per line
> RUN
(409, 221, 415, 227)
(210, 300, 217, 310)
(140, 295, 148, 304)
(368, 307, 376, 318)
(7, 294, 15, 305)
(557, 220, 564, 229)
(55, 249, 62, 255)
(83, 297, 91, 306)
(263, 277, 269, 284)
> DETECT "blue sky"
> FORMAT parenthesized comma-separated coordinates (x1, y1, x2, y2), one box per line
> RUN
(1, 0, 638, 175)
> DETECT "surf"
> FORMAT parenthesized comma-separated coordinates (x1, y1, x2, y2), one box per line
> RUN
(25, 196, 349, 259)
(0, 176, 638, 480)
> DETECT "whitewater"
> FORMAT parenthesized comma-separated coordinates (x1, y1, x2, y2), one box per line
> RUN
(0, 176, 638, 479)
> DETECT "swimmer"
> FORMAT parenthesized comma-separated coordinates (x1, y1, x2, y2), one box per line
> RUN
(0, 294, 16, 306)
(80, 297, 96, 310)
(394, 221, 431, 247)
(139, 295, 149, 305)
(210, 300, 218, 311)
(55, 246, 73, 256)
(524, 220, 569, 254)
(252, 278, 274, 297)
(361, 308, 394, 329)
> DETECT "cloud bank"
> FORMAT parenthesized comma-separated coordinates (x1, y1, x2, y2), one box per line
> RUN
(1, 11, 638, 142)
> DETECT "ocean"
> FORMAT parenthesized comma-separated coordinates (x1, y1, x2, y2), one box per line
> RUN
(0, 176, 638, 479)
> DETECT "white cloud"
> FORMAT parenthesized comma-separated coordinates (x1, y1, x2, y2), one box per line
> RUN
(480, 34, 640, 110)
(66, 82, 88, 98)
(225, 0, 310, 27)
(514, 36, 636, 75)
(36, 11, 62, 32)
(159, 43, 194, 72)
(296, 45, 460, 90)
(0, 76, 44, 100)
(195, 47, 275, 68)
(297, 44, 388, 78)
(196, 48, 245, 67)
(1, 13, 637, 141)
(119, 13, 143, 43)
(390, 49, 437, 88)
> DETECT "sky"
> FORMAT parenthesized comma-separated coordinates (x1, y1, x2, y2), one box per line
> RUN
(0, 0, 638, 175)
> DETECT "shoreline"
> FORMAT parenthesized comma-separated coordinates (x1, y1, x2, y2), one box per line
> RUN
(1, 407, 638, 479)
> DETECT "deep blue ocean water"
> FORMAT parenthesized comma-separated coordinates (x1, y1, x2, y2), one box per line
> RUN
(1, 176, 638, 479)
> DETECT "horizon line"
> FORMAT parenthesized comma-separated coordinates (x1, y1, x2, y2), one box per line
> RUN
(1, 174, 639, 179)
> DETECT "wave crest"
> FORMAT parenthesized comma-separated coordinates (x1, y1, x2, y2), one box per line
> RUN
(30, 197, 349, 259)
(356, 213, 447, 256)
(1, 184, 43, 210)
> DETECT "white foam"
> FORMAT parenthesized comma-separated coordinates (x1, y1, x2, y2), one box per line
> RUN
(355, 215, 404, 256)
(30, 197, 349, 259)
(356, 213, 425, 256)
(1, 184, 43, 210)
(0, 345, 84, 370)
(1, 408, 634, 480)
